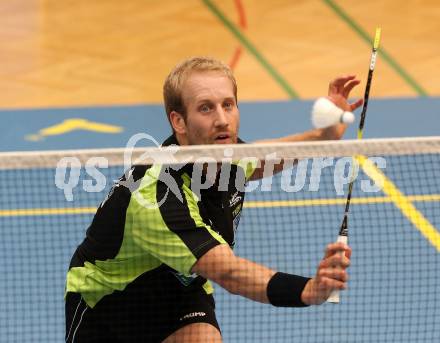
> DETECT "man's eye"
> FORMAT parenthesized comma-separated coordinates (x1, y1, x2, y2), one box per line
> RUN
(200, 105, 210, 113)
(224, 102, 233, 110)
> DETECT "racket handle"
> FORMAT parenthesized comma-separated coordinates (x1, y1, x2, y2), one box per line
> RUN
(327, 235, 348, 304)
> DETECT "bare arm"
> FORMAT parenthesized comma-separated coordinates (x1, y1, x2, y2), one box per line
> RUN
(248, 120, 349, 181)
(192, 244, 275, 303)
(254, 117, 348, 145)
(191, 242, 351, 306)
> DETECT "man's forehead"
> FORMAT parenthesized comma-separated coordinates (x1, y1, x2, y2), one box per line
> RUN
(182, 71, 235, 101)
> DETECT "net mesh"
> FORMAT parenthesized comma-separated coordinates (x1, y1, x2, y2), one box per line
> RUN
(1, 137, 439, 342)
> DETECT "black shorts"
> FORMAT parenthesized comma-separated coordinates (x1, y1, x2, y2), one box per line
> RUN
(65, 281, 220, 342)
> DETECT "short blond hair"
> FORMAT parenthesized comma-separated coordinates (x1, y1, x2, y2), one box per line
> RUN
(163, 56, 238, 124)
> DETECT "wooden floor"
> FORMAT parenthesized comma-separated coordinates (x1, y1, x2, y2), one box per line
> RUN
(0, 0, 439, 108)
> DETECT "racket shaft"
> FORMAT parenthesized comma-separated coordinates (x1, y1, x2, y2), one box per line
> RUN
(329, 28, 380, 304)
(327, 234, 348, 303)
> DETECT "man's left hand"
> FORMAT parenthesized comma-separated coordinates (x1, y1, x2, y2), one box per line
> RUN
(321, 75, 364, 140)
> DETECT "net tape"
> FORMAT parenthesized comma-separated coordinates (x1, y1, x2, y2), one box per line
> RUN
(2, 136, 440, 170)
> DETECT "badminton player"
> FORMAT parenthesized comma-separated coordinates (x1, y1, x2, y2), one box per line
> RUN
(65, 56, 362, 342)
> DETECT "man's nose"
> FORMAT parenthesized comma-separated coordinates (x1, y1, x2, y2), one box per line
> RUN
(214, 106, 229, 128)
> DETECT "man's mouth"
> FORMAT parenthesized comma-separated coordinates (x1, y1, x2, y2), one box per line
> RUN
(214, 133, 231, 142)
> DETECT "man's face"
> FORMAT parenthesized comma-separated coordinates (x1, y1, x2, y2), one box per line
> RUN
(179, 71, 239, 145)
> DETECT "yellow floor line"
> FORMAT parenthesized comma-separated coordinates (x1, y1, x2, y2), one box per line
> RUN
(244, 194, 440, 208)
(1, 194, 439, 218)
(0, 207, 96, 217)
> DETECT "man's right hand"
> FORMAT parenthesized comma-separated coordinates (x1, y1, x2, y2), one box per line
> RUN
(301, 242, 351, 305)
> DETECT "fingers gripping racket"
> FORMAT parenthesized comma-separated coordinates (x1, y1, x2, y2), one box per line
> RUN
(327, 28, 382, 303)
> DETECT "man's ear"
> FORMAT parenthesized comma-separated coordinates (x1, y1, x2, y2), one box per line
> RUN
(169, 111, 186, 134)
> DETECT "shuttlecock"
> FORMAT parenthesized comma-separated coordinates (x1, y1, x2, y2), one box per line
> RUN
(311, 97, 355, 129)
